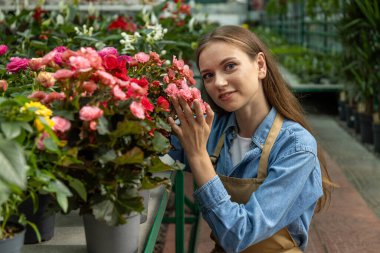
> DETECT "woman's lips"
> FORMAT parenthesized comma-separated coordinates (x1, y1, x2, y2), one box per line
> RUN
(219, 91, 235, 101)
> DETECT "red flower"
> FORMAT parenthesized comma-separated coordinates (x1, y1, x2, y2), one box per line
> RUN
(103, 54, 119, 71)
(157, 96, 170, 112)
(108, 16, 137, 33)
(33, 6, 46, 23)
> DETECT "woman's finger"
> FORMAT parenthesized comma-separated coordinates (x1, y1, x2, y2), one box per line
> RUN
(168, 116, 183, 137)
(193, 99, 205, 124)
(178, 96, 195, 125)
(205, 103, 214, 127)
(171, 96, 187, 127)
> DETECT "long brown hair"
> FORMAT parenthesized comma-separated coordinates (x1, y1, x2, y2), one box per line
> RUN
(196, 25, 333, 212)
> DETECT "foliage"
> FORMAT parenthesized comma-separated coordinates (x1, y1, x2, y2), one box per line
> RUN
(253, 26, 341, 84)
(0, 96, 71, 240)
(338, 0, 380, 113)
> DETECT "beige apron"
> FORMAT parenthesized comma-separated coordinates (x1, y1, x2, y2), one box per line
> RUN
(209, 114, 302, 253)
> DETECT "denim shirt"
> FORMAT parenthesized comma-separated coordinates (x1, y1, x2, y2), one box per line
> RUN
(169, 108, 323, 252)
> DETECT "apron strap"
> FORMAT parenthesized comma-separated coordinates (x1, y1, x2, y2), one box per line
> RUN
(210, 113, 284, 177)
(210, 133, 225, 167)
(257, 114, 284, 179)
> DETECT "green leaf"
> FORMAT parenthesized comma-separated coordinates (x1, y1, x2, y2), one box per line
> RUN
(68, 177, 87, 201)
(0, 139, 28, 189)
(152, 132, 170, 153)
(99, 149, 116, 165)
(114, 147, 144, 165)
(26, 220, 41, 243)
(156, 117, 171, 132)
(148, 157, 173, 172)
(93, 200, 118, 226)
(43, 137, 59, 153)
(30, 40, 48, 50)
(111, 120, 144, 139)
(1, 122, 21, 139)
(56, 192, 68, 213)
(0, 182, 10, 207)
(141, 176, 171, 190)
(97, 116, 109, 135)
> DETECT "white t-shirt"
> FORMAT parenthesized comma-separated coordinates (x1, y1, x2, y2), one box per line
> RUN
(230, 134, 252, 167)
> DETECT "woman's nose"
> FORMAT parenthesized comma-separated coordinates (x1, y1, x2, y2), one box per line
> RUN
(214, 74, 228, 88)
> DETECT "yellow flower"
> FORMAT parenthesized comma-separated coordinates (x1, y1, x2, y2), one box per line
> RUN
(241, 23, 250, 30)
(21, 101, 52, 117)
(34, 116, 55, 132)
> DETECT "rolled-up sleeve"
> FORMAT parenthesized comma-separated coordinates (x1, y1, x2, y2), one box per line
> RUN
(194, 175, 230, 210)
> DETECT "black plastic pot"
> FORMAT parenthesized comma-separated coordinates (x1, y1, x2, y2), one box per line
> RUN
(18, 194, 56, 244)
(345, 105, 355, 128)
(359, 113, 374, 144)
(354, 110, 361, 134)
(338, 101, 347, 121)
(0, 222, 25, 253)
(373, 123, 380, 153)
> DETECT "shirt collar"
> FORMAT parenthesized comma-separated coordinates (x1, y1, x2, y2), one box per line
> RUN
(222, 107, 278, 150)
(252, 107, 277, 149)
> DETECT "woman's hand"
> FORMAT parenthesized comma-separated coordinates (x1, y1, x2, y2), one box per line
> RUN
(168, 96, 214, 158)
(168, 95, 216, 186)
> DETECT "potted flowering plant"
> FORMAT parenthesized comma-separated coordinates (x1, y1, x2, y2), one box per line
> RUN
(0, 95, 74, 250)
(17, 45, 205, 252)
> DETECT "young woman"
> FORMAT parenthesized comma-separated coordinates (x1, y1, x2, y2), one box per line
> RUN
(168, 25, 332, 253)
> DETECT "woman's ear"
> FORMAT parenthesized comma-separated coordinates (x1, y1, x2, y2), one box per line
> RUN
(257, 52, 267, 80)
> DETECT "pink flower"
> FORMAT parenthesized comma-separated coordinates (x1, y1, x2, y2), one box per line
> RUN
(112, 85, 127, 100)
(149, 51, 163, 66)
(78, 47, 103, 70)
(130, 101, 145, 119)
(53, 69, 75, 80)
(134, 52, 150, 63)
(191, 88, 201, 100)
(82, 80, 98, 95)
(36, 132, 49, 150)
(41, 51, 58, 66)
(6, 57, 30, 73)
(28, 91, 47, 101)
(127, 81, 148, 98)
(36, 71, 56, 88)
(172, 56, 185, 71)
(79, 106, 103, 121)
(0, 80, 7, 92)
(89, 121, 97, 131)
(53, 46, 67, 65)
(98, 47, 118, 58)
(42, 92, 66, 104)
(69, 56, 92, 72)
(165, 83, 179, 97)
(178, 89, 193, 102)
(96, 70, 116, 87)
(29, 58, 44, 71)
(52, 116, 71, 133)
(0, 45, 8, 56)
(157, 96, 170, 111)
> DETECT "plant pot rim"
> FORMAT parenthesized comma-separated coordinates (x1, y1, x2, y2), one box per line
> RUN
(0, 221, 25, 241)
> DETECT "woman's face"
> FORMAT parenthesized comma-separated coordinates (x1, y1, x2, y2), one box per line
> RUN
(199, 41, 267, 113)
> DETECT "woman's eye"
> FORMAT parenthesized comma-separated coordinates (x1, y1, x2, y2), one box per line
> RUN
(202, 73, 213, 80)
(225, 63, 236, 71)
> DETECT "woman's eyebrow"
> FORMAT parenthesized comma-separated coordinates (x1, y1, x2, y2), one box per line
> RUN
(200, 57, 237, 74)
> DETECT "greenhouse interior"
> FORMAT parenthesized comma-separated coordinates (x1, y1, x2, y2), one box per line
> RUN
(0, 0, 380, 253)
